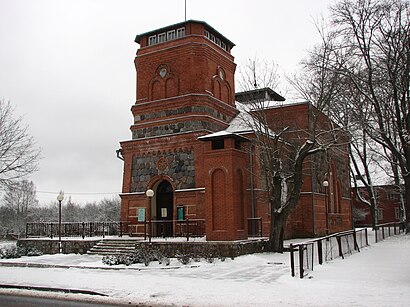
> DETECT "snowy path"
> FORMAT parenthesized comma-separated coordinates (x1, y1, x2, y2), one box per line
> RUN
(1, 235, 410, 306)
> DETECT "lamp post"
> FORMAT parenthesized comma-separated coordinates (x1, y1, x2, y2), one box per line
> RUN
(146, 189, 154, 243)
(323, 180, 329, 235)
(57, 191, 64, 253)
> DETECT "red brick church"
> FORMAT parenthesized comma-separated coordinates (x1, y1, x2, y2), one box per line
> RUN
(119, 20, 353, 240)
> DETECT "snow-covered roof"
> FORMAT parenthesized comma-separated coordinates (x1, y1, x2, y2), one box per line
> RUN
(199, 88, 308, 140)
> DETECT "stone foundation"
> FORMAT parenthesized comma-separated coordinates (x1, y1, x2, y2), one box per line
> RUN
(135, 239, 267, 258)
(17, 239, 100, 255)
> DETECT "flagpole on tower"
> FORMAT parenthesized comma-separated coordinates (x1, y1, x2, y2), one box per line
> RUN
(185, 0, 187, 21)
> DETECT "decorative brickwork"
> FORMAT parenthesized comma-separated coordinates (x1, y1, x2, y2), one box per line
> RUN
(134, 105, 230, 123)
(132, 120, 227, 139)
(131, 148, 195, 192)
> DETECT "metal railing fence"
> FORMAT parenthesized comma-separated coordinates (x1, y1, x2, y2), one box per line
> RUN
(26, 221, 129, 239)
(375, 222, 405, 243)
(289, 228, 368, 278)
(142, 219, 206, 241)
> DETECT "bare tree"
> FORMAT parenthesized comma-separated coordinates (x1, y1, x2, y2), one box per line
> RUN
(0, 99, 41, 188)
(292, 2, 410, 230)
(323, 0, 410, 232)
(236, 56, 348, 251)
(240, 93, 346, 252)
(3, 180, 39, 235)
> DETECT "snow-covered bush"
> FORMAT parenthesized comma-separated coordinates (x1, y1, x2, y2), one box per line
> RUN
(0, 245, 43, 259)
(102, 245, 167, 267)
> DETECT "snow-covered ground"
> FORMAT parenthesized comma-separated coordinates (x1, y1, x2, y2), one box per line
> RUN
(0, 234, 409, 306)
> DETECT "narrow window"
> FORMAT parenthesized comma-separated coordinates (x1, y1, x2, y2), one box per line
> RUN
(395, 207, 400, 220)
(377, 208, 383, 221)
(204, 30, 210, 39)
(176, 27, 185, 38)
(167, 30, 175, 41)
(158, 32, 166, 43)
(148, 35, 157, 45)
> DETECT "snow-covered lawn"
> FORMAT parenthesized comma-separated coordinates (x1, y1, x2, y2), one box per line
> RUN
(0, 234, 409, 306)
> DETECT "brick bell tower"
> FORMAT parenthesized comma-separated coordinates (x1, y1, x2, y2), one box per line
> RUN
(119, 20, 243, 239)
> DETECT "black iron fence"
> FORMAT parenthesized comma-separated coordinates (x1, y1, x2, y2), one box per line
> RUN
(290, 222, 406, 279)
(26, 221, 129, 239)
(289, 228, 369, 278)
(375, 222, 405, 243)
(141, 219, 206, 241)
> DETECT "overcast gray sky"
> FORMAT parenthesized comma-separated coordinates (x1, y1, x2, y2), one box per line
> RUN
(0, 0, 334, 205)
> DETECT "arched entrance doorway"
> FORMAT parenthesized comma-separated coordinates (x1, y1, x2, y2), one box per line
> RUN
(155, 180, 173, 237)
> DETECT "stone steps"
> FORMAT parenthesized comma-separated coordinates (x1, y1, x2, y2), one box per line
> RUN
(87, 239, 140, 256)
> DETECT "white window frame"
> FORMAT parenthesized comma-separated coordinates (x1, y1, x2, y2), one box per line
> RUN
(148, 35, 157, 45)
(157, 32, 166, 43)
(167, 30, 176, 41)
(176, 27, 185, 38)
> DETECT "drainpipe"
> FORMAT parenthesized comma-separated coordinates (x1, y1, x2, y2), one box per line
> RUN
(311, 157, 316, 236)
(249, 143, 255, 218)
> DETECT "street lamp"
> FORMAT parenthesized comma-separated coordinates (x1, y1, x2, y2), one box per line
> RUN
(146, 189, 154, 243)
(323, 180, 329, 235)
(57, 191, 64, 253)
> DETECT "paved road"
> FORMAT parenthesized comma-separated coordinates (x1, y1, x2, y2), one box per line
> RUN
(0, 294, 124, 307)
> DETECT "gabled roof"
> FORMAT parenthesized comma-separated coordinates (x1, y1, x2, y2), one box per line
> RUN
(199, 88, 289, 141)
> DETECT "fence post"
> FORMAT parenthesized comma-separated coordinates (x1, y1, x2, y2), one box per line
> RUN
(119, 221, 123, 237)
(394, 222, 397, 235)
(365, 228, 368, 246)
(50, 223, 53, 239)
(25, 223, 29, 238)
(299, 244, 304, 279)
(353, 229, 359, 252)
(382, 226, 385, 240)
(375, 226, 378, 243)
(290, 244, 295, 277)
(336, 235, 344, 259)
(317, 240, 323, 265)
(81, 222, 85, 239)
(102, 222, 105, 239)
(186, 219, 190, 242)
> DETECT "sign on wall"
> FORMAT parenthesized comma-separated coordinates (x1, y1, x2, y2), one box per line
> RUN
(137, 208, 146, 222)
(161, 208, 168, 218)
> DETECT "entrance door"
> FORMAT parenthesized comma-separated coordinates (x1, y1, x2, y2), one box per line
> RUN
(156, 181, 173, 237)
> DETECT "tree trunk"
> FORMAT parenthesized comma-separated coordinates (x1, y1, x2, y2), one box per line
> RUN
(267, 214, 285, 253)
